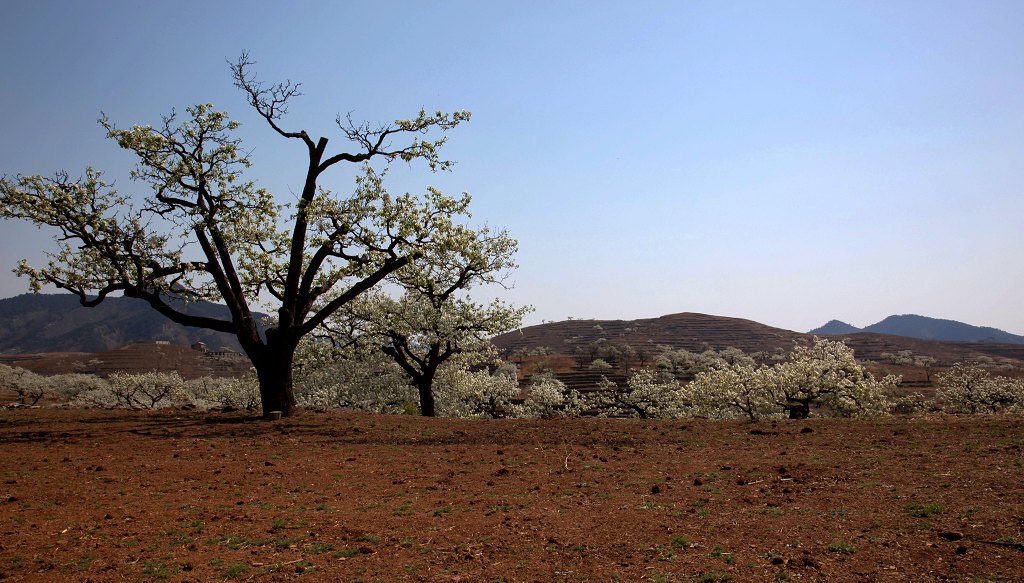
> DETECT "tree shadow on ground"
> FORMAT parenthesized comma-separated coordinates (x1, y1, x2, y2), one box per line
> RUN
(0, 408, 649, 448)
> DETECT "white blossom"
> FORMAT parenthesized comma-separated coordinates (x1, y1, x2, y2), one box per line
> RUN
(581, 369, 688, 419)
(936, 363, 1024, 414)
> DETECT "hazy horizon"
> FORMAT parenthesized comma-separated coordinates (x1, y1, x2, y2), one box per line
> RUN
(2, 1, 1022, 335)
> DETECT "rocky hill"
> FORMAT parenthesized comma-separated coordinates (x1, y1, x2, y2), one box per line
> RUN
(0, 293, 260, 354)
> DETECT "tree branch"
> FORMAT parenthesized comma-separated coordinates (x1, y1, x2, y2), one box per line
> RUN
(300, 254, 415, 336)
(230, 52, 314, 148)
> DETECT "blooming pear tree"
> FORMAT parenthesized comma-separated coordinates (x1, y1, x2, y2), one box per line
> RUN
(0, 54, 475, 417)
(433, 361, 522, 418)
(880, 349, 937, 382)
(582, 369, 688, 418)
(653, 346, 754, 380)
(772, 338, 898, 418)
(107, 371, 190, 409)
(516, 373, 582, 418)
(936, 363, 1024, 414)
(690, 338, 897, 420)
(291, 339, 416, 413)
(186, 373, 261, 412)
(689, 364, 781, 420)
(0, 364, 50, 406)
(332, 225, 530, 416)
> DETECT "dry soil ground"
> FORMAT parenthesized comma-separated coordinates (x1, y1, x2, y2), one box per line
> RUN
(0, 408, 1021, 582)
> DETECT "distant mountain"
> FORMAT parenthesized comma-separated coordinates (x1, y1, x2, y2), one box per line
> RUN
(808, 320, 861, 335)
(0, 293, 259, 354)
(863, 314, 1024, 345)
(808, 314, 1024, 345)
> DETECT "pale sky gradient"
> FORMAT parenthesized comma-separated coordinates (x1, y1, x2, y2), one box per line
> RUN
(1, 1, 1022, 334)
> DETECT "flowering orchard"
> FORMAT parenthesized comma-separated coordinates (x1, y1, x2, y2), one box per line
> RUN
(2, 337, 1022, 418)
(0, 364, 260, 411)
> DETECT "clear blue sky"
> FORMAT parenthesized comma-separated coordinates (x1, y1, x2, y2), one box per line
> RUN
(2, 1, 1022, 334)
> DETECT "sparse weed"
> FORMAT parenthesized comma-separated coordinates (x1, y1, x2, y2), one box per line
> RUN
(709, 544, 736, 565)
(223, 563, 248, 579)
(827, 541, 857, 554)
(905, 502, 943, 518)
(355, 533, 380, 543)
(672, 535, 691, 548)
(307, 542, 334, 554)
(75, 554, 94, 571)
(141, 561, 171, 580)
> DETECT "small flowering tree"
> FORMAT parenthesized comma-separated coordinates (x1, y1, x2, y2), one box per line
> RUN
(329, 223, 529, 416)
(772, 338, 897, 418)
(936, 363, 1024, 414)
(689, 364, 781, 420)
(582, 369, 688, 418)
(654, 346, 754, 379)
(434, 361, 521, 418)
(188, 373, 261, 411)
(0, 364, 50, 405)
(880, 350, 937, 382)
(107, 371, 191, 409)
(516, 373, 582, 418)
(42, 373, 111, 401)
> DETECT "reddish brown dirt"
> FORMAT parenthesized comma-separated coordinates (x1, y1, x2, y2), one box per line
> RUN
(0, 408, 1022, 582)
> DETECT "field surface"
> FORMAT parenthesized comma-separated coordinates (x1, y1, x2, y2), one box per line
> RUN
(0, 409, 1021, 582)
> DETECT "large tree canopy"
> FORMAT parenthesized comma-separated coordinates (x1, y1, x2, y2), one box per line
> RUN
(0, 54, 477, 417)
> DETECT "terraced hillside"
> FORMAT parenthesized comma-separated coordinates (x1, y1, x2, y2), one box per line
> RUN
(834, 333, 1024, 367)
(0, 343, 250, 379)
(495, 313, 805, 356)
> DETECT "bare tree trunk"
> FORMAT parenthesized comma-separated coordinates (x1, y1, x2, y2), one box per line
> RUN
(416, 377, 436, 417)
(252, 341, 298, 418)
(787, 399, 811, 419)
